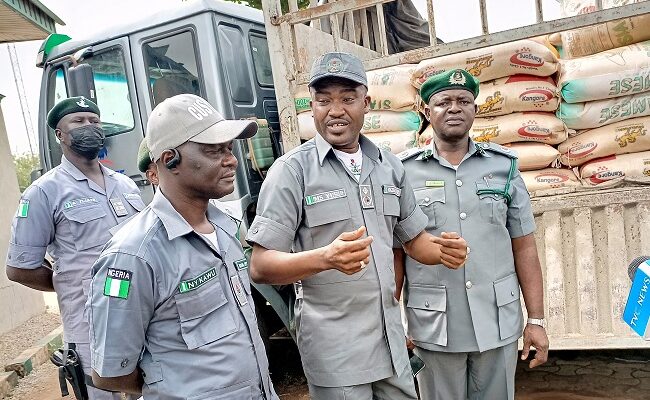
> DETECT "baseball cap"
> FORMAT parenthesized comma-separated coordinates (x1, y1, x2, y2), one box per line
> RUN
(146, 94, 258, 162)
(308, 52, 368, 88)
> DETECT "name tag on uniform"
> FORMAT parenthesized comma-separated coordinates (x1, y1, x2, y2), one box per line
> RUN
(382, 185, 401, 197)
(234, 258, 248, 270)
(359, 185, 374, 209)
(305, 189, 346, 206)
(109, 198, 128, 217)
(230, 275, 248, 307)
(425, 180, 445, 188)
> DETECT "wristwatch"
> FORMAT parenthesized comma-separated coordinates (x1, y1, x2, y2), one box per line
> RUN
(527, 318, 546, 328)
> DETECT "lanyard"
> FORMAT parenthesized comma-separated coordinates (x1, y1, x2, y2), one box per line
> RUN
(475, 158, 517, 205)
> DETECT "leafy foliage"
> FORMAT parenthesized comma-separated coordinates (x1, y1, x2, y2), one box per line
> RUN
(13, 153, 40, 192)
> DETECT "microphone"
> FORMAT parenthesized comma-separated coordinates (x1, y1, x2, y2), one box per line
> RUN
(622, 256, 650, 339)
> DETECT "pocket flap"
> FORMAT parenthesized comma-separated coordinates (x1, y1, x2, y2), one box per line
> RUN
(141, 361, 163, 385)
(407, 285, 446, 312)
(414, 188, 445, 207)
(176, 282, 228, 322)
(63, 204, 106, 223)
(494, 273, 520, 307)
(124, 195, 146, 212)
(304, 192, 351, 227)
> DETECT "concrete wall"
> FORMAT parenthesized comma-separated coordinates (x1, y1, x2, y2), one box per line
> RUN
(0, 95, 46, 336)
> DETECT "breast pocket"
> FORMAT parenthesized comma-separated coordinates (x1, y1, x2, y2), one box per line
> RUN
(493, 273, 523, 340)
(414, 187, 446, 230)
(476, 180, 508, 226)
(175, 280, 237, 349)
(62, 205, 111, 251)
(406, 285, 447, 346)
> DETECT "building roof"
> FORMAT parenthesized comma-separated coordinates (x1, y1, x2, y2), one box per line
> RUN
(0, 0, 64, 43)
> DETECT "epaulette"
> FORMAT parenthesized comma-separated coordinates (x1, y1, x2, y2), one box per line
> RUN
(475, 142, 517, 159)
(397, 147, 424, 162)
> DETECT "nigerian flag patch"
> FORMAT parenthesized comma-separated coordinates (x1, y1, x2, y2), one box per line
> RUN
(17, 199, 29, 218)
(103, 268, 132, 299)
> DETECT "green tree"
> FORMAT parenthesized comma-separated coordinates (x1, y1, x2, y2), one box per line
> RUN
(13, 153, 40, 192)
(224, 0, 310, 13)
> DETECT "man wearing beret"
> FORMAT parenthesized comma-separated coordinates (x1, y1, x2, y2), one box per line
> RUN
(137, 138, 158, 186)
(6, 96, 144, 400)
(247, 52, 468, 400)
(395, 69, 549, 400)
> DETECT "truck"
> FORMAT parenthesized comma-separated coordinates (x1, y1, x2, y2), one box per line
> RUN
(33, 0, 650, 352)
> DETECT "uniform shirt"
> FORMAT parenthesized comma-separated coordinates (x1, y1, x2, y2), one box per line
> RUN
(7, 155, 144, 343)
(400, 139, 536, 353)
(247, 134, 427, 387)
(88, 190, 278, 400)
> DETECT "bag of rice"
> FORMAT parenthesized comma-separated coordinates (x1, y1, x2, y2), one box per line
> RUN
(471, 112, 569, 145)
(503, 143, 561, 171)
(476, 75, 559, 117)
(411, 40, 558, 89)
(557, 90, 650, 129)
(558, 116, 650, 166)
(578, 150, 650, 187)
(521, 168, 582, 192)
(558, 41, 650, 104)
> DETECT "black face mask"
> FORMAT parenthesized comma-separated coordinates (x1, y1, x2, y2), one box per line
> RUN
(65, 125, 105, 160)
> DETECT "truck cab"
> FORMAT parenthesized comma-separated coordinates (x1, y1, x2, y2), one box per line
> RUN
(36, 0, 291, 344)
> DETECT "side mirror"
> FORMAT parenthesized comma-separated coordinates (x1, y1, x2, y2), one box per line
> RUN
(30, 168, 43, 183)
(68, 63, 97, 104)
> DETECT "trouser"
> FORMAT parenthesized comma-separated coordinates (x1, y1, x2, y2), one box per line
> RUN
(65, 342, 124, 400)
(414, 341, 518, 400)
(308, 365, 417, 400)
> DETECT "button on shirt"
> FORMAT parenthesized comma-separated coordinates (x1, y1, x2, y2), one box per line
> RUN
(401, 139, 535, 353)
(247, 134, 427, 387)
(7, 155, 144, 343)
(88, 191, 278, 400)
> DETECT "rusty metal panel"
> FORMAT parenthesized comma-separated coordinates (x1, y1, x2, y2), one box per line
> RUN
(529, 187, 650, 349)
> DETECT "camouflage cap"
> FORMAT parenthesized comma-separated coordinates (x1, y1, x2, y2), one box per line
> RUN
(420, 69, 480, 103)
(308, 52, 367, 87)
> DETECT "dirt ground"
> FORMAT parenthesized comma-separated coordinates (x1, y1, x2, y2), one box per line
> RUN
(4, 323, 650, 399)
(0, 312, 61, 368)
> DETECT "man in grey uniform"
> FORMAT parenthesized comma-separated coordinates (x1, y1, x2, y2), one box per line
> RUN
(396, 69, 549, 400)
(247, 52, 468, 400)
(6, 96, 144, 400)
(87, 94, 279, 400)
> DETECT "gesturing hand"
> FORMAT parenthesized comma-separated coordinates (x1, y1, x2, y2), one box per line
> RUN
(324, 226, 373, 275)
(431, 232, 467, 269)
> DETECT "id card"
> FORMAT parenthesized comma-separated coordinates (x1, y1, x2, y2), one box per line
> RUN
(230, 275, 248, 307)
(410, 354, 425, 377)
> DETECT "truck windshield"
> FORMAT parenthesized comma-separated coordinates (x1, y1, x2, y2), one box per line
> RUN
(82, 47, 135, 137)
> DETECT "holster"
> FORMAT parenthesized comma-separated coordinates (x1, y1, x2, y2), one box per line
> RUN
(50, 345, 89, 400)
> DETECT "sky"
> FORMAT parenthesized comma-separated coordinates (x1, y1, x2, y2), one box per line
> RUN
(0, 0, 562, 155)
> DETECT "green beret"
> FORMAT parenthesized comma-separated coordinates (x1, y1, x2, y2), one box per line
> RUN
(47, 96, 100, 129)
(137, 138, 153, 173)
(420, 69, 480, 103)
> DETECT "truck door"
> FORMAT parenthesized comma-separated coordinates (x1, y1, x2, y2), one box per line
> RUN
(39, 38, 152, 199)
(213, 17, 280, 204)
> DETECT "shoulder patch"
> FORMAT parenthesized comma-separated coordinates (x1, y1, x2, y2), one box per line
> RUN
(397, 147, 424, 162)
(480, 142, 517, 159)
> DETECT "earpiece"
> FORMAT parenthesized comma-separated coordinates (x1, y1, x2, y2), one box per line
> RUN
(165, 148, 181, 169)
